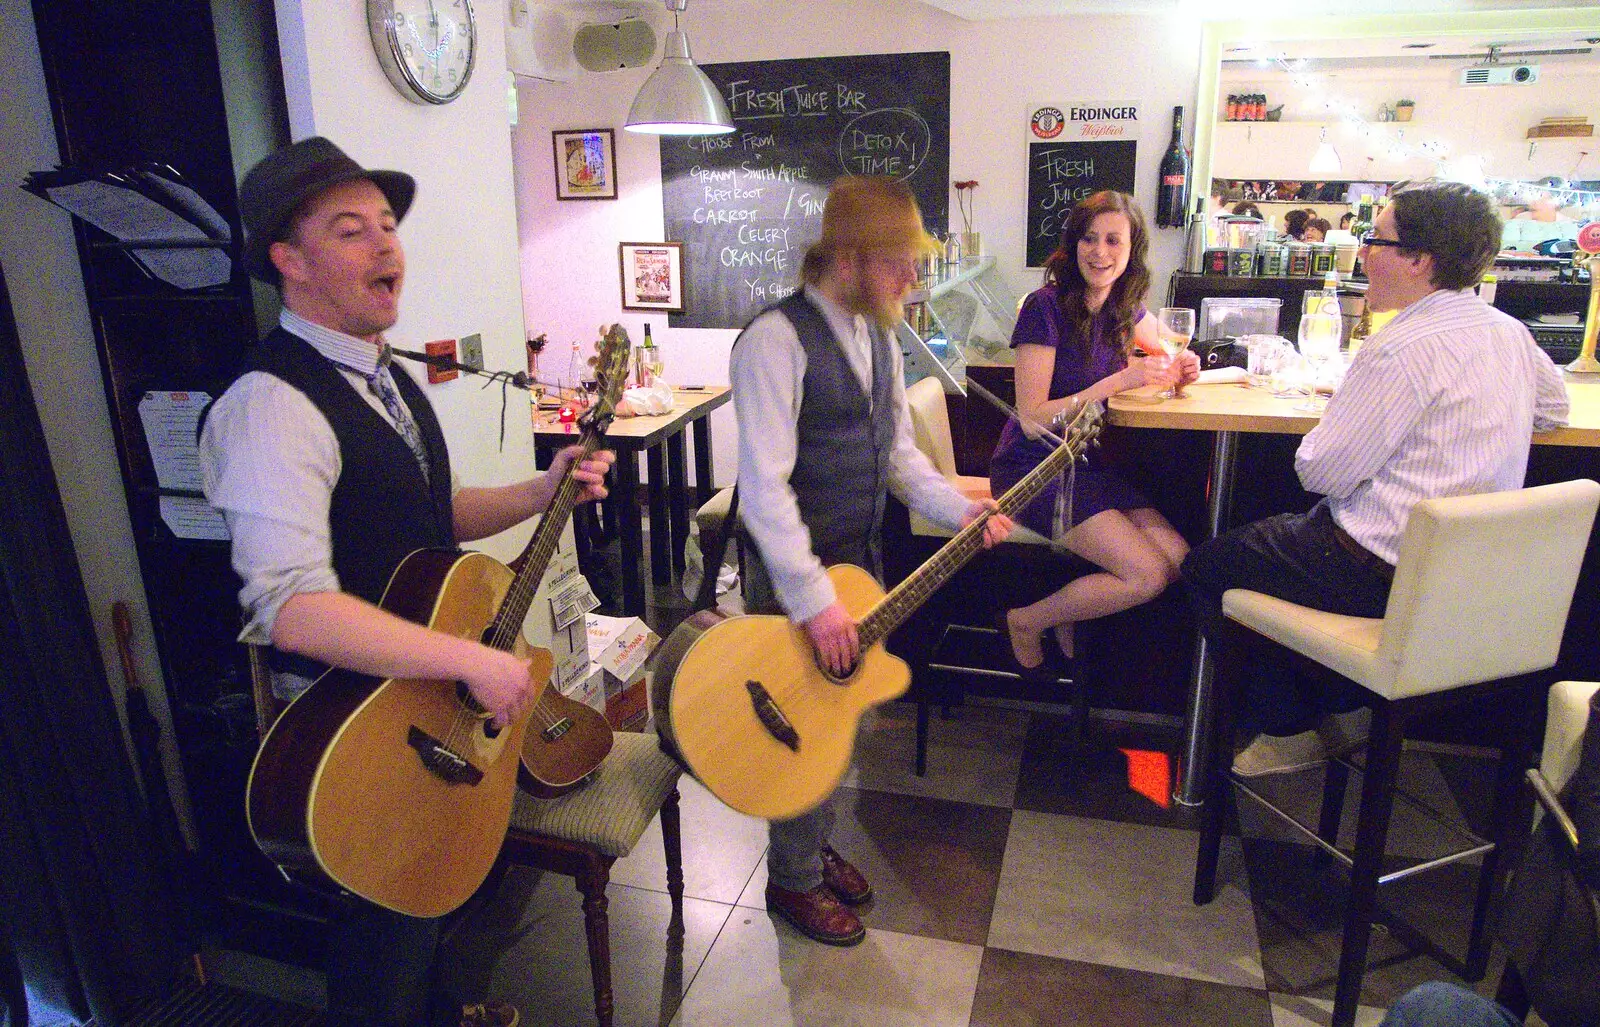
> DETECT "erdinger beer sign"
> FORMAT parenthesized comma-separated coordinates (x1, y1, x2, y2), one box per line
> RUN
(1030, 103, 1140, 141)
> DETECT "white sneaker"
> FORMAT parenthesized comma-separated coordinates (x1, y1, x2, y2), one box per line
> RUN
(1319, 707, 1371, 757)
(1231, 730, 1330, 777)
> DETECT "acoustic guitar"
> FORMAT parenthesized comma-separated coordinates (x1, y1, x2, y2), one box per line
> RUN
(652, 403, 1102, 821)
(246, 326, 631, 917)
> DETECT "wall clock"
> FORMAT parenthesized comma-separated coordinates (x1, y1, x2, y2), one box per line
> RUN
(367, 0, 477, 105)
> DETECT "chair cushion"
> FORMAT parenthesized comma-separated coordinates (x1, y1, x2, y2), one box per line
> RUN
(1223, 589, 1391, 694)
(1544, 681, 1600, 794)
(508, 730, 681, 858)
(694, 485, 736, 538)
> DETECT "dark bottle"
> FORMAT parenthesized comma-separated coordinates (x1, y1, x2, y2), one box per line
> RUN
(1156, 106, 1190, 229)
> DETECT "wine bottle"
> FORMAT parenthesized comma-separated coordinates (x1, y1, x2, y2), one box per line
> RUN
(1156, 106, 1190, 229)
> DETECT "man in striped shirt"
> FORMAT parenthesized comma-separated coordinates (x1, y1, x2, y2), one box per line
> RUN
(1183, 180, 1569, 778)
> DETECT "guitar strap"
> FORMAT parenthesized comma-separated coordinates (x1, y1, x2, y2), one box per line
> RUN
(961, 377, 1080, 549)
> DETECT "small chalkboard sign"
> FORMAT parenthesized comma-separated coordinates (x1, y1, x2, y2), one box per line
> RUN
(660, 51, 950, 330)
(1025, 140, 1137, 267)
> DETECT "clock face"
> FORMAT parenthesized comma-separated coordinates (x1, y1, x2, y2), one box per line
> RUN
(368, 0, 477, 105)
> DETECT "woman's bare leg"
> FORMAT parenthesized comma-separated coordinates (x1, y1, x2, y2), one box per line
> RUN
(1003, 508, 1187, 664)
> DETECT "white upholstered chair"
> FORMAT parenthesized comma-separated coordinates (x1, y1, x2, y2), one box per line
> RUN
(899, 377, 1087, 770)
(1193, 478, 1600, 1027)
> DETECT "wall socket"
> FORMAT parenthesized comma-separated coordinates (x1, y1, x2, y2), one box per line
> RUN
(458, 332, 484, 371)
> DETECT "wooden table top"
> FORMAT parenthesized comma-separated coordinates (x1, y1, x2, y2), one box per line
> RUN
(533, 385, 730, 446)
(1107, 377, 1600, 448)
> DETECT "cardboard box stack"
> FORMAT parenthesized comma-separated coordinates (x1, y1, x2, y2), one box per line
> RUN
(518, 518, 663, 731)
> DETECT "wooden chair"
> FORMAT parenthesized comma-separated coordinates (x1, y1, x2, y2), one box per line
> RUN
(246, 646, 684, 1027)
(1193, 479, 1600, 1027)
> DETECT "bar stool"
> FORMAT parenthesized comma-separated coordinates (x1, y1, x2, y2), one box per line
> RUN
(899, 377, 1090, 773)
(1192, 479, 1600, 1027)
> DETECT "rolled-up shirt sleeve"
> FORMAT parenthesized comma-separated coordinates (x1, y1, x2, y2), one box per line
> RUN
(199, 372, 343, 645)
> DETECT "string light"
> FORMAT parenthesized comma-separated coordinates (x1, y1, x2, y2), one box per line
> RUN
(1242, 52, 1600, 212)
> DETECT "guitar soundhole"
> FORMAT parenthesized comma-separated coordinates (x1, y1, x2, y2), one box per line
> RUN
(455, 681, 501, 738)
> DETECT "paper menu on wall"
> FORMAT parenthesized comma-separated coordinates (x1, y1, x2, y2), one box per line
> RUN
(137, 390, 229, 540)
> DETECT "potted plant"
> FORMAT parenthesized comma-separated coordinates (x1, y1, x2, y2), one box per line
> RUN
(1396, 99, 1415, 122)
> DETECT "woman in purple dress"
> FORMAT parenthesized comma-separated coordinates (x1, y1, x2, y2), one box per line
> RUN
(989, 191, 1199, 678)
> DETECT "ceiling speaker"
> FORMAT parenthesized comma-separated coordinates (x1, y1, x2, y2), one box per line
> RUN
(507, 0, 578, 81)
(573, 18, 657, 72)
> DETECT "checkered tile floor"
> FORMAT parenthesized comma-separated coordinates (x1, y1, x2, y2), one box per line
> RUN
(436, 700, 1517, 1027)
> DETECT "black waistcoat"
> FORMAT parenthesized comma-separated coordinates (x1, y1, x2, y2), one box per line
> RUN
(237, 329, 456, 675)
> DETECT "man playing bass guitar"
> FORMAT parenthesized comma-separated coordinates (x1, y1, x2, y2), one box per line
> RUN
(730, 175, 1012, 946)
(200, 137, 613, 1027)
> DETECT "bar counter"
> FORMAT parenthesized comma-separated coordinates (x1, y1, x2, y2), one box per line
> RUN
(1105, 376, 1600, 804)
(1107, 377, 1600, 446)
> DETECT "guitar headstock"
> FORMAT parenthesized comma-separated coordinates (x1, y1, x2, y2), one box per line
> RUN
(1065, 400, 1103, 455)
(577, 324, 633, 434)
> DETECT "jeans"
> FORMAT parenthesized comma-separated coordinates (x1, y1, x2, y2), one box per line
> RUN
(1379, 982, 1521, 1027)
(1181, 502, 1392, 736)
(326, 899, 457, 1026)
(744, 551, 848, 894)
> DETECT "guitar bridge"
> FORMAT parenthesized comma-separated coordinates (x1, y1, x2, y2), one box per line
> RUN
(407, 726, 484, 785)
(746, 680, 800, 752)
(540, 717, 573, 742)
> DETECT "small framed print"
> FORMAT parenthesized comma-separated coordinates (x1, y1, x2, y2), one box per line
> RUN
(619, 242, 684, 312)
(552, 128, 617, 200)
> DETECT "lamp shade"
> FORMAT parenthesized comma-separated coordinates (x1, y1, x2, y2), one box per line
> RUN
(1309, 128, 1341, 175)
(624, 30, 734, 135)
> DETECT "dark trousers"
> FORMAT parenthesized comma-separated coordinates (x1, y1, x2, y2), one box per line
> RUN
(1181, 502, 1392, 736)
(326, 900, 454, 1027)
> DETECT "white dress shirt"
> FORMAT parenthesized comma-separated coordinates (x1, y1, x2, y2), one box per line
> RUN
(1295, 288, 1569, 563)
(730, 286, 972, 622)
(200, 310, 459, 659)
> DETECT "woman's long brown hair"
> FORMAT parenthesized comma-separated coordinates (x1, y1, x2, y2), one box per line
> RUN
(1042, 191, 1150, 356)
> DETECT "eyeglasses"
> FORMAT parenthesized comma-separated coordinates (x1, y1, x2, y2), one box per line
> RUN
(1359, 232, 1410, 250)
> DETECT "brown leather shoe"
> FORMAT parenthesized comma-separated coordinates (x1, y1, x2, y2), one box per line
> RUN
(765, 883, 866, 946)
(459, 1000, 520, 1027)
(820, 845, 873, 905)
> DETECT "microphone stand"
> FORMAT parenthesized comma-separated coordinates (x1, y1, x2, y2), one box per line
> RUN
(390, 346, 569, 450)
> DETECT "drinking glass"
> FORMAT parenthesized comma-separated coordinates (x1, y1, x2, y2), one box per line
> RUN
(1155, 307, 1195, 400)
(1295, 311, 1342, 412)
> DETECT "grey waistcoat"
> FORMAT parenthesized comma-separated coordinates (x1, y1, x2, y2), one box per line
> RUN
(738, 291, 896, 611)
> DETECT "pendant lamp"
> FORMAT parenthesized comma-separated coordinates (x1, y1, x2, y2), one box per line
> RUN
(624, 0, 734, 135)
(1309, 126, 1342, 175)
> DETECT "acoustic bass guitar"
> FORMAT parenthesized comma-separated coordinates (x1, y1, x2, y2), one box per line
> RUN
(246, 326, 630, 917)
(653, 403, 1102, 820)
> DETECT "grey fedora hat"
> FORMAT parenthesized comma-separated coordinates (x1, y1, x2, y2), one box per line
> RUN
(239, 136, 416, 284)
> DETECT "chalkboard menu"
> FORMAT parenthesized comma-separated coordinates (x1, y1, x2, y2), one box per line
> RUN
(1025, 140, 1137, 267)
(661, 51, 950, 329)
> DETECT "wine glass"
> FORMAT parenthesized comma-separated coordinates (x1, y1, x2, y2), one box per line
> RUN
(1155, 307, 1195, 400)
(1295, 311, 1342, 412)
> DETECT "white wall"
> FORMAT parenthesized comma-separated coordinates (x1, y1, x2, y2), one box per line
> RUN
(275, 1, 541, 563)
(511, 0, 1207, 485)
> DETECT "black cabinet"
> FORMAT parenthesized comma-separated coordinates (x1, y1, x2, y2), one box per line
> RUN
(30, 0, 330, 963)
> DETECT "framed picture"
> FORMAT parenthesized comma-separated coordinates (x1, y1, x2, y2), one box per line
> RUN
(618, 242, 684, 312)
(552, 128, 617, 200)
